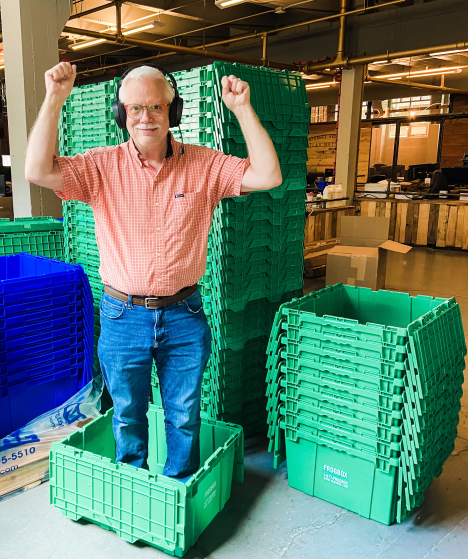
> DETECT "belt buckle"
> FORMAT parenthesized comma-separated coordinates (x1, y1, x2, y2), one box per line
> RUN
(144, 297, 160, 309)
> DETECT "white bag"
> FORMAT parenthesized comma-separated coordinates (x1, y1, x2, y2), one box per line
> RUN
(0, 375, 103, 478)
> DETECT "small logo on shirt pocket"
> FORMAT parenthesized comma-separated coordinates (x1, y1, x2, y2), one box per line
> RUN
(175, 194, 185, 198)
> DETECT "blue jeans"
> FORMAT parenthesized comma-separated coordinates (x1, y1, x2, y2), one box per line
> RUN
(97, 287, 211, 480)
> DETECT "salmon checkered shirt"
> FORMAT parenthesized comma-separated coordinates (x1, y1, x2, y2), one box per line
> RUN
(55, 134, 249, 296)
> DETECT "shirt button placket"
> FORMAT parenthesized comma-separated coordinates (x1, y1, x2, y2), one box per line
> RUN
(155, 182, 162, 291)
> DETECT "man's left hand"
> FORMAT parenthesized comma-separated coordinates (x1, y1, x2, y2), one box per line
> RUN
(221, 75, 250, 113)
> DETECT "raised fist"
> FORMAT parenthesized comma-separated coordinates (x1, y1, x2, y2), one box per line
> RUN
(45, 62, 77, 104)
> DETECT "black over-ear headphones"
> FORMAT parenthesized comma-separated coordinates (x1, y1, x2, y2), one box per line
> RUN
(112, 63, 184, 130)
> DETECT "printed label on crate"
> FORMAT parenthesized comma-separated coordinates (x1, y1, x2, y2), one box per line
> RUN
(204, 480, 217, 509)
(323, 464, 348, 489)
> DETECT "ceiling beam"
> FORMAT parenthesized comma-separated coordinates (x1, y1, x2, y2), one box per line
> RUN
(63, 24, 299, 69)
(138, 0, 406, 58)
(304, 42, 468, 72)
(366, 76, 468, 95)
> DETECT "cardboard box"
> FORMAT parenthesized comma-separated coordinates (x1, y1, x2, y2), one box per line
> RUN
(325, 217, 411, 291)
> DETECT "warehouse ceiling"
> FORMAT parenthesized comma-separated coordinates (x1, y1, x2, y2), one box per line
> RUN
(59, 0, 343, 66)
(55, 0, 468, 93)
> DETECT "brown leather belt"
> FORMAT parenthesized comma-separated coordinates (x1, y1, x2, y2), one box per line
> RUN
(104, 284, 198, 309)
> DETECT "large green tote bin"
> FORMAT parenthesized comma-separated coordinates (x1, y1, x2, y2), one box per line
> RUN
(50, 404, 244, 557)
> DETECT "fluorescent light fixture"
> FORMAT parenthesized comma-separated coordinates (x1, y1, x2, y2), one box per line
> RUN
(123, 23, 162, 34)
(372, 66, 463, 79)
(107, 20, 166, 34)
(305, 82, 334, 90)
(2, 155, 10, 166)
(371, 60, 390, 65)
(71, 38, 107, 50)
(215, 0, 246, 8)
(430, 48, 468, 57)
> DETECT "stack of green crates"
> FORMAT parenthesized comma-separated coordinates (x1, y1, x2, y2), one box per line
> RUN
(168, 62, 308, 435)
(59, 79, 128, 156)
(0, 217, 64, 259)
(62, 199, 102, 375)
(266, 283, 466, 524)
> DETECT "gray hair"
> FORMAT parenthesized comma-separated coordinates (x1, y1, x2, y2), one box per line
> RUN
(119, 66, 175, 104)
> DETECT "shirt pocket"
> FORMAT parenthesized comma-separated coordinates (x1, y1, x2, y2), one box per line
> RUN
(171, 191, 204, 236)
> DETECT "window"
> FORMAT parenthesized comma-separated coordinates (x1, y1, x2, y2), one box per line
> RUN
(409, 123, 429, 137)
(310, 105, 338, 123)
(362, 102, 370, 120)
(390, 96, 432, 116)
(388, 123, 428, 138)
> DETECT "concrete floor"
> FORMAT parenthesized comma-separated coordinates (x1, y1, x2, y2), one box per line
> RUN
(1, 247, 468, 559)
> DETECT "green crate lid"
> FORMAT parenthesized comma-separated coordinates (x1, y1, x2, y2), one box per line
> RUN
(0, 216, 63, 232)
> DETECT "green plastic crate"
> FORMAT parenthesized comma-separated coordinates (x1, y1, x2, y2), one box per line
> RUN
(50, 405, 243, 556)
(151, 361, 162, 406)
(0, 230, 64, 258)
(212, 62, 309, 122)
(178, 98, 214, 114)
(69, 97, 113, 112)
(173, 66, 214, 85)
(285, 434, 399, 525)
(64, 109, 114, 126)
(67, 244, 100, 265)
(266, 283, 467, 523)
(0, 216, 63, 233)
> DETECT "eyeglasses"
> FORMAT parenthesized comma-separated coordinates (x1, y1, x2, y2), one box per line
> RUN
(124, 103, 170, 119)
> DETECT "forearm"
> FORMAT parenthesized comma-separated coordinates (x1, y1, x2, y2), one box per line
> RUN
(235, 105, 282, 189)
(24, 95, 63, 190)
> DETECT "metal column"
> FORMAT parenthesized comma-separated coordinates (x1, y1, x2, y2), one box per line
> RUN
(334, 65, 366, 201)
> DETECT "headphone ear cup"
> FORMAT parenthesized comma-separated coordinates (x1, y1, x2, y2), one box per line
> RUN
(175, 97, 184, 127)
(168, 101, 177, 129)
(168, 96, 183, 128)
(112, 100, 127, 129)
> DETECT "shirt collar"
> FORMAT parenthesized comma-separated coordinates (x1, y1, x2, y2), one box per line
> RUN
(128, 133, 179, 166)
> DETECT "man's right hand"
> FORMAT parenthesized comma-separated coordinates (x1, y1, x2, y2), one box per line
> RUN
(45, 62, 77, 105)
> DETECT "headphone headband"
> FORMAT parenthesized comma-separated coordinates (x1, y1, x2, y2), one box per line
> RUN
(112, 63, 183, 130)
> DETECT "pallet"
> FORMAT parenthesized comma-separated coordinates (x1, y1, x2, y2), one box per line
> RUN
(0, 458, 49, 503)
(304, 264, 326, 278)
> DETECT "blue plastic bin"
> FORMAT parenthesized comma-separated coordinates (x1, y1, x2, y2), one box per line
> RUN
(0, 253, 94, 438)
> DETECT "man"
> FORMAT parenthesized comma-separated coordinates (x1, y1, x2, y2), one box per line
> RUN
(25, 62, 282, 481)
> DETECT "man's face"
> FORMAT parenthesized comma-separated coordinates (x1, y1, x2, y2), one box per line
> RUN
(124, 77, 171, 149)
